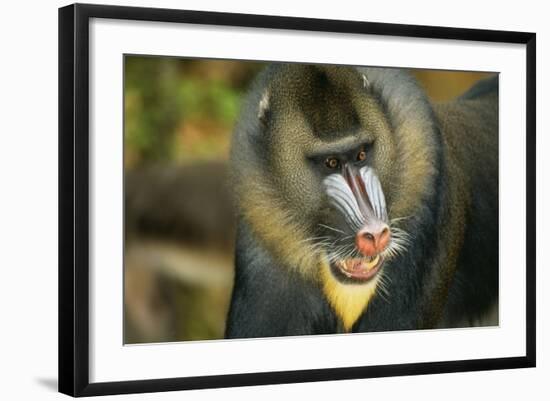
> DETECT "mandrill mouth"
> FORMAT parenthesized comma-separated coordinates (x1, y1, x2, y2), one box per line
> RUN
(333, 254, 384, 282)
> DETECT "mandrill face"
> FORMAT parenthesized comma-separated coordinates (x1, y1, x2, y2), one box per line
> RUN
(262, 66, 411, 285)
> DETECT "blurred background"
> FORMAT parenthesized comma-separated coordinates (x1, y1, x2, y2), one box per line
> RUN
(123, 56, 493, 344)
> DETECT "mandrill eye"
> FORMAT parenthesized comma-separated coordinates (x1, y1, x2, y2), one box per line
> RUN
(357, 149, 367, 162)
(325, 157, 340, 169)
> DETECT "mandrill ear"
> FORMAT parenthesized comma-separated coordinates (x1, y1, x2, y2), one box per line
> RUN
(361, 73, 371, 90)
(257, 89, 271, 125)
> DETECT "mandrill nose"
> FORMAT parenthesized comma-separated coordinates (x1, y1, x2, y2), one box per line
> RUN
(355, 225, 391, 257)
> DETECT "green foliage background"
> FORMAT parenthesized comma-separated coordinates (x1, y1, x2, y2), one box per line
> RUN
(124, 56, 264, 167)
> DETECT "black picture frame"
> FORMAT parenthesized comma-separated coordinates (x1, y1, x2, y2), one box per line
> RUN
(58, 3, 536, 397)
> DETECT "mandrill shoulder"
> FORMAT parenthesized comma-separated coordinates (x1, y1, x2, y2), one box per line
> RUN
(431, 76, 498, 235)
(432, 76, 498, 188)
(432, 76, 498, 219)
(416, 77, 498, 327)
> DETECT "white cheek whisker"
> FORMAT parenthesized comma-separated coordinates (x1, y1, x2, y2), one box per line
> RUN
(317, 223, 349, 236)
(327, 243, 356, 263)
(390, 215, 413, 225)
(376, 271, 391, 304)
(380, 225, 411, 261)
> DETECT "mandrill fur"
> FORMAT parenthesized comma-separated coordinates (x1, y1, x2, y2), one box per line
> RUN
(225, 64, 498, 338)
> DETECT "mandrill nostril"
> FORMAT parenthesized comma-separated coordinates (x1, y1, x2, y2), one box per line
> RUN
(363, 232, 375, 242)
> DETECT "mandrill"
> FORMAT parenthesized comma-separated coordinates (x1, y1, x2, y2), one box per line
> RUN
(225, 64, 498, 338)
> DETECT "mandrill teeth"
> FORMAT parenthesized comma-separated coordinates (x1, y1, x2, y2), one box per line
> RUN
(364, 255, 380, 270)
(338, 255, 380, 274)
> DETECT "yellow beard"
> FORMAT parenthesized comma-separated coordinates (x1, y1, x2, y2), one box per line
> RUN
(320, 259, 380, 331)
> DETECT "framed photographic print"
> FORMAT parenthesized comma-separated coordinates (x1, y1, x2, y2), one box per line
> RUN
(58, 3, 536, 397)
